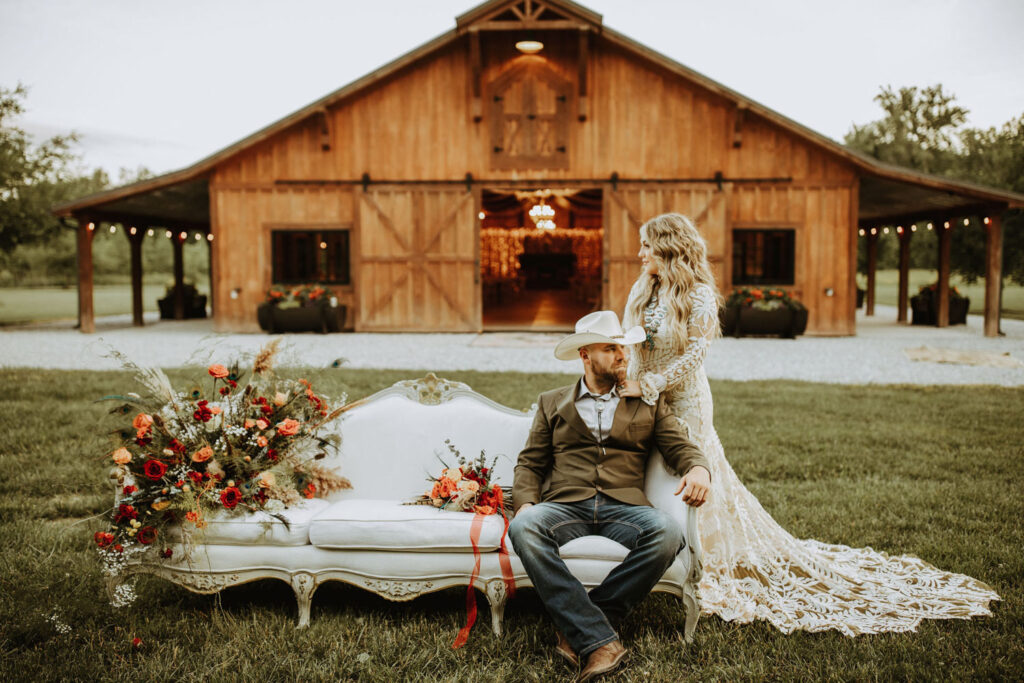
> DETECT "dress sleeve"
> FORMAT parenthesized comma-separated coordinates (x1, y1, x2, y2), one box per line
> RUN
(639, 284, 717, 405)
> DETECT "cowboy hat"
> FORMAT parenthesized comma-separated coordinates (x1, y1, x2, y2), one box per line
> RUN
(553, 310, 646, 361)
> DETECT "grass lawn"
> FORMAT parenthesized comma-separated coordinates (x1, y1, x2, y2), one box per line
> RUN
(0, 284, 209, 326)
(865, 269, 1024, 320)
(1, 368, 1021, 681)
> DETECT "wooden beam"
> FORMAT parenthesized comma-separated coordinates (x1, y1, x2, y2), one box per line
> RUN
(469, 29, 482, 122)
(128, 227, 145, 327)
(577, 27, 588, 121)
(77, 218, 95, 333)
(207, 236, 215, 318)
(865, 230, 878, 316)
(172, 233, 185, 320)
(936, 220, 952, 327)
(984, 213, 1003, 337)
(897, 228, 911, 323)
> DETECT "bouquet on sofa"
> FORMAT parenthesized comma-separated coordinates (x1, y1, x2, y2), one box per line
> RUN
(95, 341, 354, 598)
(409, 440, 509, 517)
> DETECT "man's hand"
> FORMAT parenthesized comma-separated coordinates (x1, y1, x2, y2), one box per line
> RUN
(674, 466, 710, 507)
(516, 503, 534, 516)
(617, 379, 642, 398)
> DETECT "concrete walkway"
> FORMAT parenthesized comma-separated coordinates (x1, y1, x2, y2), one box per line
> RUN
(1, 305, 1022, 386)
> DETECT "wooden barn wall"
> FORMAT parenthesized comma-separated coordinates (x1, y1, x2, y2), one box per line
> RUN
(210, 185, 356, 333)
(211, 32, 858, 334)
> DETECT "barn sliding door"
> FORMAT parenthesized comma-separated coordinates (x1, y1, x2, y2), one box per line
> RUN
(603, 184, 730, 316)
(357, 187, 480, 332)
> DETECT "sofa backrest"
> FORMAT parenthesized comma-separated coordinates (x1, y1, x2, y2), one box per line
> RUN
(322, 374, 534, 501)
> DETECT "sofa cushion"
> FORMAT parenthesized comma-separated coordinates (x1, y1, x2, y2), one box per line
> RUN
(556, 535, 630, 562)
(166, 499, 330, 546)
(309, 499, 510, 552)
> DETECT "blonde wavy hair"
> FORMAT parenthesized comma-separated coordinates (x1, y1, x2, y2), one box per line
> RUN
(624, 213, 723, 351)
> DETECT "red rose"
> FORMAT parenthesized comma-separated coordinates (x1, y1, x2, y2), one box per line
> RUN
(122, 485, 137, 496)
(113, 544, 124, 553)
(143, 459, 168, 481)
(161, 548, 173, 559)
(169, 439, 186, 455)
(187, 471, 203, 484)
(219, 486, 242, 509)
(193, 400, 214, 422)
(115, 504, 138, 523)
(94, 531, 115, 547)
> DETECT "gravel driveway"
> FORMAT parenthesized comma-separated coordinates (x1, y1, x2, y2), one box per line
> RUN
(2, 305, 1022, 386)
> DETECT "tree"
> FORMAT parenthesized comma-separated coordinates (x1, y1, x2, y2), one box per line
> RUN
(846, 86, 1024, 285)
(0, 84, 98, 252)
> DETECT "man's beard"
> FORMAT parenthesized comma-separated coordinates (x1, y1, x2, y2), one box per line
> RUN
(594, 362, 626, 386)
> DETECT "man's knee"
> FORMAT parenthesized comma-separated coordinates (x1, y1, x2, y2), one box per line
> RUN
(645, 509, 685, 555)
(509, 507, 546, 550)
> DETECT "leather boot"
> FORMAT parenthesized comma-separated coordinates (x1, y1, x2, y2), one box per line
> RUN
(579, 640, 627, 681)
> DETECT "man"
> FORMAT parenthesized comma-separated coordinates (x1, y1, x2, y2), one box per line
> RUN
(509, 310, 711, 681)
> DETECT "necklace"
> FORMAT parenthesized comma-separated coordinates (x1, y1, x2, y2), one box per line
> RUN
(643, 289, 666, 350)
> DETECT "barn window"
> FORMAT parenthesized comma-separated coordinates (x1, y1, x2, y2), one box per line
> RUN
(272, 229, 350, 285)
(488, 63, 571, 169)
(732, 229, 795, 285)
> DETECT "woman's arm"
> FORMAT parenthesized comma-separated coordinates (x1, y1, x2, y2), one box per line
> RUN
(638, 283, 718, 405)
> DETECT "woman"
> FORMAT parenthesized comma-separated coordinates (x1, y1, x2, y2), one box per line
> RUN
(618, 212, 998, 635)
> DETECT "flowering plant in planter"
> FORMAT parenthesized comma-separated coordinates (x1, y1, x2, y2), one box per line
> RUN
(726, 287, 806, 311)
(96, 341, 354, 605)
(917, 283, 966, 300)
(264, 284, 330, 307)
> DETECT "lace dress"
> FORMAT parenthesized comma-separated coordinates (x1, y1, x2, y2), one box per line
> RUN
(626, 281, 999, 635)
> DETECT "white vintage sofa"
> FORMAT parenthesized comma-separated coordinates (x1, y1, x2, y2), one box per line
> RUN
(110, 374, 702, 640)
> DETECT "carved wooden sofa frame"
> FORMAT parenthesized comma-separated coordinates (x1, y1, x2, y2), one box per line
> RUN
(108, 374, 703, 641)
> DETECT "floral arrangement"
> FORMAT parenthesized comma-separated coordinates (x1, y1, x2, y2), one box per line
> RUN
(917, 283, 966, 300)
(726, 286, 806, 311)
(95, 341, 353, 604)
(409, 440, 509, 517)
(264, 284, 329, 307)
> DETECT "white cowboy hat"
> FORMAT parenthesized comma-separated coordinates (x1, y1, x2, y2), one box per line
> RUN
(554, 310, 647, 361)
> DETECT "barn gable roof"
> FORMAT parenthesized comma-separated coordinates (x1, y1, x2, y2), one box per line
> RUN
(53, 0, 1024, 220)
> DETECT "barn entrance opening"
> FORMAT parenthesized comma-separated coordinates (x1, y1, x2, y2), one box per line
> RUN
(480, 188, 603, 331)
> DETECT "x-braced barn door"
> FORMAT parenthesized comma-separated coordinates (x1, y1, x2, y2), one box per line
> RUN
(603, 184, 730, 315)
(357, 187, 481, 331)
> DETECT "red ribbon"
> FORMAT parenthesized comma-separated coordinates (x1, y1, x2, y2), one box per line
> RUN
(451, 487, 517, 649)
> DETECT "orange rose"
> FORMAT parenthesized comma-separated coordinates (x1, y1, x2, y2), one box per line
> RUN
(276, 418, 300, 436)
(258, 471, 276, 488)
(473, 505, 495, 515)
(209, 405, 222, 415)
(112, 447, 133, 465)
(151, 499, 171, 511)
(185, 510, 200, 523)
(208, 364, 229, 379)
(244, 419, 256, 429)
(132, 413, 153, 432)
(256, 436, 269, 447)
(191, 446, 213, 463)
(256, 419, 269, 430)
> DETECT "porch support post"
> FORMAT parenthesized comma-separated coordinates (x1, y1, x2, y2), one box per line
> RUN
(128, 225, 145, 327)
(937, 220, 952, 327)
(207, 234, 214, 317)
(865, 229, 878, 316)
(172, 230, 185, 320)
(76, 217, 96, 333)
(897, 225, 912, 323)
(984, 213, 1003, 337)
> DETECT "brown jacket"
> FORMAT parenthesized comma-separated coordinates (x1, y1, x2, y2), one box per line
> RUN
(512, 382, 709, 512)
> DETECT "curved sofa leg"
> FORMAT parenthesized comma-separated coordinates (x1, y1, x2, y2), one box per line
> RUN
(290, 571, 318, 629)
(682, 588, 700, 643)
(485, 579, 508, 636)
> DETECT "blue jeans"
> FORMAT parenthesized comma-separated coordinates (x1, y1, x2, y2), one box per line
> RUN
(508, 493, 685, 658)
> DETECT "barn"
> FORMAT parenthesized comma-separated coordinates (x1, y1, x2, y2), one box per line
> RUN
(54, 0, 1024, 336)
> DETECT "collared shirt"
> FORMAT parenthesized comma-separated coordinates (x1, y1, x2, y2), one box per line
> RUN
(574, 377, 620, 443)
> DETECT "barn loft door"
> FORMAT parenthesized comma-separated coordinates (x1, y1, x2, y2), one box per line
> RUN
(603, 184, 730, 316)
(357, 187, 480, 332)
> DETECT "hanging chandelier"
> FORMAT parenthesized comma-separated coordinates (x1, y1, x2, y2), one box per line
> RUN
(529, 200, 556, 230)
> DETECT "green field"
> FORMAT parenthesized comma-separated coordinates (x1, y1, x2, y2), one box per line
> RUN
(864, 269, 1024, 320)
(0, 284, 209, 325)
(1, 368, 1020, 681)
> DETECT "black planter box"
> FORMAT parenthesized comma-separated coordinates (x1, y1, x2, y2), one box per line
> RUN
(257, 302, 347, 334)
(157, 294, 207, 319)
(910, 293, 969, 326)
(856, 288, 865, 309)
(721, 304, 807, 338)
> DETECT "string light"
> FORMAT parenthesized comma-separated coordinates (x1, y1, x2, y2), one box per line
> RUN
(129, 226, 137, 236)
(147, 228, 154, 237)
(165, 230, 173, 238)
(963, 218, 969, 226)
(178, 231, 187, 241)
(206, 234, 214, 242)
(911, 225, 917, 232)
(319, 241, 327, 249)
(87, 222, 95, 231)
(109, 225, 117, 233)
(896, 226, 903, 235)
(927, 222, 933, 230)
(478, 211, 486, 220)
(870, 228, 877, 236)
(943, 221, 950, 229)
(858, 229, 865, 236)
(882, 227, 890, 234)
(194, 233, 202, 241)
(983, 216, 991, 225)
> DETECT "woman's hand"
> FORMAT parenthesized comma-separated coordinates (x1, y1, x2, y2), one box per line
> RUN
(617, 379, 642, 398)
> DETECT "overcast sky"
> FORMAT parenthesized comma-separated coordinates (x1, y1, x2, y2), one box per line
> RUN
(2, 0, 1022, 179)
